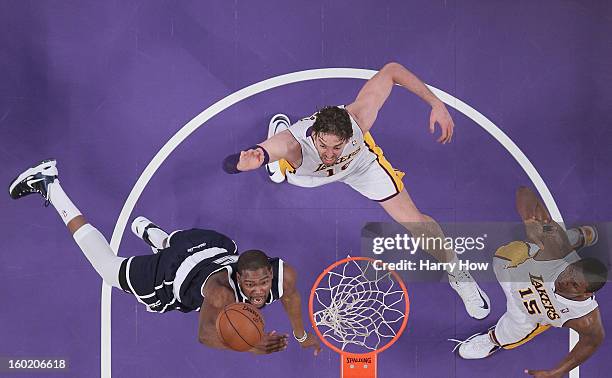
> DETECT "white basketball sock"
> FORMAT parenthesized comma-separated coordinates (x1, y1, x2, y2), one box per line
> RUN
(147, 227, 169, 249)
(47, 181, 82, 225)
(73, 224, 125, 289)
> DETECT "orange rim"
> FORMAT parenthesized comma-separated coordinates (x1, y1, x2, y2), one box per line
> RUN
(308, 256, 410, 356)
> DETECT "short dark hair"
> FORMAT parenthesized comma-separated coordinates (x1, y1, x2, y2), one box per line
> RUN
(237, 250, 272, 274)
(574, 258, 608, 293)
(312, 106, 353, 141)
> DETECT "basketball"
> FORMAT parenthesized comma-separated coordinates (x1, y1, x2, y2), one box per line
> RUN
(216, 303, 265, 352)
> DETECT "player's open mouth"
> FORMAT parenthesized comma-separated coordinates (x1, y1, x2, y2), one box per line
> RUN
(251, 297, 264, 305)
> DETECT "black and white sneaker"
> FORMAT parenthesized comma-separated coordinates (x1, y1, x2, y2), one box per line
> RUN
(131, 216, 168, 253)
(265, 114, 291, 183)
(9, 159, 58, 204)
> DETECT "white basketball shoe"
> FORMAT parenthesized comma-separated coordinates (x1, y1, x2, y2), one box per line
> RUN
(449, 270, 491, 320)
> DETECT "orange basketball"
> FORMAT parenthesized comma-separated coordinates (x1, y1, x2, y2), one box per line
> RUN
(216, 303, 265, 352)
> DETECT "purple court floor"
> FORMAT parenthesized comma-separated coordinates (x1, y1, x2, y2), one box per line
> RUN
(1, 1, 611, 377)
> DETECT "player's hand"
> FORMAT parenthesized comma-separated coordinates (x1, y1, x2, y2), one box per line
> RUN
(534, 203, 551, 224)
(298, 332, 321, 356)
(250, 330, 288, 354)
(236, 148, 265, 171)
(524, 368, 562, 378)
(525, 218, 546, 251)
(429, 101, 454, 144)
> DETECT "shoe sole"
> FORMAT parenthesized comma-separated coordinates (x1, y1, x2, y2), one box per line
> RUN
(267, 113, 290, 138)
(458, 345, 499, 359)
(579, 226, 599, 247)
(9, 159, 57, 198)
(131, 216, 153, 238)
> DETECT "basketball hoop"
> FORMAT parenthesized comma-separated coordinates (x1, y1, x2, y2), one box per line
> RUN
(309, 257, 410, 378)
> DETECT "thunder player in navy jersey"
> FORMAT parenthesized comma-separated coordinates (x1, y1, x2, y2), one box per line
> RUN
(223, 62, 491, 320)
(9, 159, 321, 355)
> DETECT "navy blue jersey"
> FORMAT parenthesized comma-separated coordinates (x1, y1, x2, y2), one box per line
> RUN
(118, 228, 284, 313)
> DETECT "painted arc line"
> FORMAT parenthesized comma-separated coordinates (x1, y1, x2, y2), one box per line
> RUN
(100, 68, 575, 378)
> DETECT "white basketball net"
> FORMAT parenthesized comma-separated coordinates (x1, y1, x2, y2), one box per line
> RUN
(312, 258, 406, 352)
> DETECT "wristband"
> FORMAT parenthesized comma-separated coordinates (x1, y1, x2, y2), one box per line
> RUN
(293, 330, 308, 343)
(222, 152, 242, 174)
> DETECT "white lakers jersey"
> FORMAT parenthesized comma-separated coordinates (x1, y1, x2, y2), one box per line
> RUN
(495, 242, 598, 327)
(286, 106, 376, 187)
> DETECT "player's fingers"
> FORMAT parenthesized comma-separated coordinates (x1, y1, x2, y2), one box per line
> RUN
(268, 337, 286, 350)
(437, 124, 448, 143)
(250, 149, 263, 163)
(429, 117, 435, 134)
(267, 341, 287, 353)
(444, 126, 451, 143)
(265, 337, 279, 344)
(446, 121, 454, 143)
(268, 334, 287, 344)
(268, 333, 286, 341)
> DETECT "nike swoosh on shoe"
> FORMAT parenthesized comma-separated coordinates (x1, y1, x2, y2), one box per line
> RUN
(26, 178, 45, 188)
(478, 290, 489, 310)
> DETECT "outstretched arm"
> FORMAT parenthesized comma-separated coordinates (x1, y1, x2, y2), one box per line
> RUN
(198, 285, 234, 349)
(280, 263, 321, 355)
(346, 62, 454, 143)
(525, 308, 605, 377)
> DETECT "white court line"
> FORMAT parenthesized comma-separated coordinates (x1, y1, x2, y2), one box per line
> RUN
(102, 68, 576, 377)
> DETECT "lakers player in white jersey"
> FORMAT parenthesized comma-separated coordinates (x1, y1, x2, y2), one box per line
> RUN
(223, 62, 491, 320)
(456, 186, 607, 377)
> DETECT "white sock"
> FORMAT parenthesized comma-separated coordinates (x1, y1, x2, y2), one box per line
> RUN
(73, 224, 125, 289)
(147, 227, 169, 249)
(47, 181, 82, 225)
(566, 228, 580, 247)
(446, 255, 461, 275)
